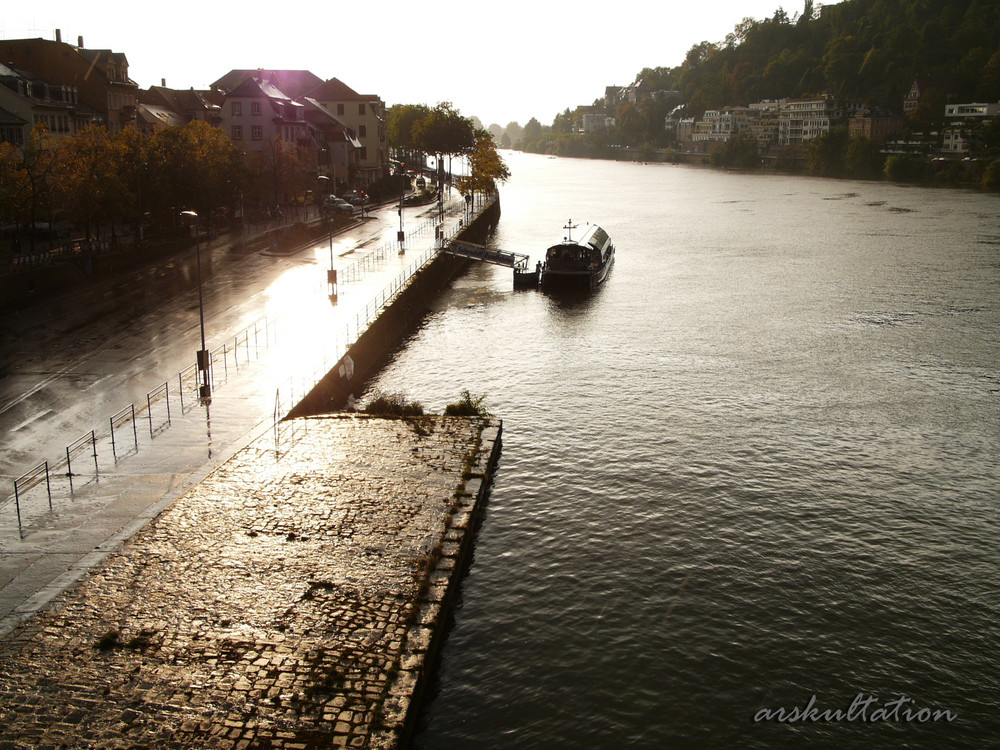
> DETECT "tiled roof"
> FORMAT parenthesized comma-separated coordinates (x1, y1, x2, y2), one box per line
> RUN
(212, 69, 324, 99)
(307, 77, 365, 101)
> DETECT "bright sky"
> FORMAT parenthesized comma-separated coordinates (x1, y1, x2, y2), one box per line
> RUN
(2, 0, 841, 128)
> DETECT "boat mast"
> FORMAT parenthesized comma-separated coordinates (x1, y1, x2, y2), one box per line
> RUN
(563, 218, 578, 242)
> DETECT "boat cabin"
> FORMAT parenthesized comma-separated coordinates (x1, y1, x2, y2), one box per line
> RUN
(545, 224, 612, 270)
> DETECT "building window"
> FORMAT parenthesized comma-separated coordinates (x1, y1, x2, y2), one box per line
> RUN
(232, 101, 242, 116)
(358, 103, 365, 115)
(360, 147, 367, 161)
(252, 101, 261, 116)
(232, 125, 243, 140)
(359, 125, 366, 138)
(337, 104, 344, 116)
(252, 126, 263, 141)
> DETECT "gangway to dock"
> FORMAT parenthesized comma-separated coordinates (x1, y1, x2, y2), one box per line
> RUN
(444, 240, 530, 270)
(443, 240, 540, 288)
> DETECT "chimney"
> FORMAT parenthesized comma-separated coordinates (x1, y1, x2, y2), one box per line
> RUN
(162, 78, 166, 87)
(56, 29, 61, 43)
(78, 36, 84, 48)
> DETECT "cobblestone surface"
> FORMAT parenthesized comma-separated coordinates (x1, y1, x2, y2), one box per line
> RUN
(0, 414, 500, 749)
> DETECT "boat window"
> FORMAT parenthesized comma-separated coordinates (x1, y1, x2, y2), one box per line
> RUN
(588, 227, 609, 251)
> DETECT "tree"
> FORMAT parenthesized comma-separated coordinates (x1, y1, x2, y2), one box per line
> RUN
(0, 142, 29, 240)
(461, 129, 510, 201)
(147, 120, 244, 229)
(113, 127, 152, 243)
(522, 118, 543, 143)
(884, 154, 927, 182)
(845, 136, 885, 179)
(413, 102, 474, 159)
(241, 136, 309, 213)
(725, 18, 757, 49)
(798, 0, 814, 26)
(19, 125, 59, 252)
(908, 88, 948, 130)
(981, 160, 1000, 191)
(552, 108, 575, 135)
(504, 121, 523, 145)
(388, 104, 431, 152)
(710, 132, 761, 169)
(808, 127, 850, 176)
(56, 125, 122, 241)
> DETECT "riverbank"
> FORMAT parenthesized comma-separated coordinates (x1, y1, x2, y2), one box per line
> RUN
(0, 414, 502, 749)
(512, 142, 1000, 190)
(290, 195, 502, 417)
(0, 189, 508, 747)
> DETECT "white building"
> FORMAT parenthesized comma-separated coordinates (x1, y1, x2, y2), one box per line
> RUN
(582, 114, 615, 133)
(944, 103, 1000, 119)
(778, 98, 835, 146)
(692, 107, 755, 143)
(307, 78, 387, 186)
(217, 74, 311, 153)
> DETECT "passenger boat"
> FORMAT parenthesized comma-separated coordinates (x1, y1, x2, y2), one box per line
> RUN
(540, 219, 615, 292)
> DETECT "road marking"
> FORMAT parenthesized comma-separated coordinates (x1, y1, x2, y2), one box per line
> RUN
(12, 409, 53, 432)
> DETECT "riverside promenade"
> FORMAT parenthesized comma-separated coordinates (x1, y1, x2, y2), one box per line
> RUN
(0, 187, 505, 747)
(0, 414, 502, 748)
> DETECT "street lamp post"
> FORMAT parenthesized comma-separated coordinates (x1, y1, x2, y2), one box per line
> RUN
(181, 210, 211, 402)
(136, 162, 145, 251)
(317, 175, 337, 304)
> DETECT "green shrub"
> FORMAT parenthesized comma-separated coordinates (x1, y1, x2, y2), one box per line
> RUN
(363, 391, 424, 417)
(444, 390, 491, 417)
(982, 160, 1000, 191)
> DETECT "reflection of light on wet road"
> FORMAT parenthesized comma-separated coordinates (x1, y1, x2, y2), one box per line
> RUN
(0, 195, 470, 500)
(263, 265, 340, 397)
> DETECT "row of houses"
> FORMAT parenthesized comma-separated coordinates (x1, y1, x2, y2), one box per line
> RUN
(0, 32, 389, 190)
(594, 78, 998, 158)
(673, 96, 878, 151)
(671, 93, 998, 157)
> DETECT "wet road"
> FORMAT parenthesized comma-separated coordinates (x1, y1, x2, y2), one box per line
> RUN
(0, 192, 470, 628)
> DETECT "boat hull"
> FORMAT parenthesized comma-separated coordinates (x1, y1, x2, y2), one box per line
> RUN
(540, 252, 614, 291)
(539, 221, 615, 293)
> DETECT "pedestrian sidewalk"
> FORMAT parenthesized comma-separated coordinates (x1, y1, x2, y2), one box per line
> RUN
(0, 191, 477, 639)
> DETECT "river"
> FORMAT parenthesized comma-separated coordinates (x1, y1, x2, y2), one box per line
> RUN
(361, 152, 1000, 749)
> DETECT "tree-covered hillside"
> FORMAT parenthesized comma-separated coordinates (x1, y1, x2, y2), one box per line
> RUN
(509, 0, 1000, 185)
(640, 0, 1000, 117)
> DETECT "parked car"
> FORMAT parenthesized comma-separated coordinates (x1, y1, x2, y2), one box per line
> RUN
(341, 190, 368, 206)
(318, 195, 351, 213)
(329, 198, 355, 214)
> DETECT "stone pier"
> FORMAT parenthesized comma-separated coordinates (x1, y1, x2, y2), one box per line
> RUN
(0, 414, 502, 749)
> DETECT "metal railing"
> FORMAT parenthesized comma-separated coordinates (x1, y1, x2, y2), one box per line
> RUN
(4, 311, 278, 535)
(3, 194, 498, 535)
(12, 462, 51, 531)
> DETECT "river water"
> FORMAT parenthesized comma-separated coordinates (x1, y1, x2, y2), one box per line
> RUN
(361, 152, 1000, 749)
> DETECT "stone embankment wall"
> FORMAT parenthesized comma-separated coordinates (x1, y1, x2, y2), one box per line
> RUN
(0, 414, 503, 749)
(289, 197, 501, 418)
